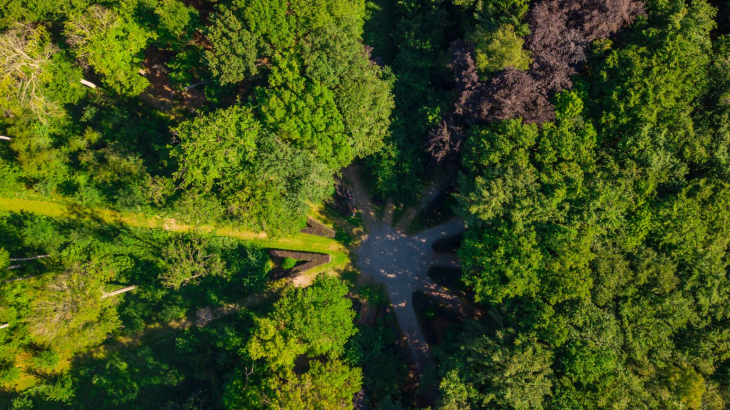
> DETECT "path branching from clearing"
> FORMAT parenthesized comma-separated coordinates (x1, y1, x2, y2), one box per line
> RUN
(0, 196, 349, 378)
(0, 197, 349, 273)
(344, 167, 475, 376)
(1, 178, 472, 380)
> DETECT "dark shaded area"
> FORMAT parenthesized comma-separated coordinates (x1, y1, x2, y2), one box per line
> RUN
(299, 217, 335, 238)
(268, 249, 331, 280)
(427, 266, 467, 295)
(431, 233, 463, 254)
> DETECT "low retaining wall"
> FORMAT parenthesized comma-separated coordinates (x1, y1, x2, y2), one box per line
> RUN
(269, 249, 331, 279)
(299, 217, 336, 238)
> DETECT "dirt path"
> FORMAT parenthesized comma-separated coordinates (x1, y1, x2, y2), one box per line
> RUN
(345, 166, 467, 376)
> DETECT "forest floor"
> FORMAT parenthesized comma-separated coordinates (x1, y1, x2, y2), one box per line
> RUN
(343, 166, 479, 379)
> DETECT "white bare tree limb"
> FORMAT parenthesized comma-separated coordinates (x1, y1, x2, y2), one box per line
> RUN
(0, 23, 62, 120)
(10, 254, 50, 262)
(101, 285, 136, 299)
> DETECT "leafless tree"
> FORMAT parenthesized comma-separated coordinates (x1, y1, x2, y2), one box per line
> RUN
(487, 68, 555, 123)
(0, 23, 61, 119)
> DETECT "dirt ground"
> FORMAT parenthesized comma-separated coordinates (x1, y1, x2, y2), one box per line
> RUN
(343, 165, 472, 377)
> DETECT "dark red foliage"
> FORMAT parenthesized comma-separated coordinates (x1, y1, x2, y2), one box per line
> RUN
(567, 0, 646, 41)
(450, 40, 485, 118)
(426, 0, 644, 162)
(527, 1, 587, 93)
(485, 68, 555, 123)
(426, 120, 465, 164)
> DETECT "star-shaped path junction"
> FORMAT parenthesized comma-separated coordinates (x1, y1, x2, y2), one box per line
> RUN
(344, 167, 478, 376)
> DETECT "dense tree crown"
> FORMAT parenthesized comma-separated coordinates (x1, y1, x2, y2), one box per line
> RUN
(439, 0, 730, 408)
(0, 0, 393, 235)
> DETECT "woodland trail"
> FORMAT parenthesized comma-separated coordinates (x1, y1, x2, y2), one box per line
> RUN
(343, 166, 472, 377)
(0, 196, 349, 274)
(0, 196, 347, 390)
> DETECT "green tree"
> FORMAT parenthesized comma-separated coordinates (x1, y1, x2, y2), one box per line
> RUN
(438, 326, 554, 410)
(160, 235, 226, 289)
(204, 8, 258, 85)
(469, 24, 531, 75)
(256, 54, 349, 170)
(0, 247, 9, 270)
(299, 22, 395, 158)
(155, 0, 198, 40)
(235, 0, 294, 49)
(288, 0, 366, 35)
(172, 105, 331, 235)
(457, 91, 597, 304)
(64, 5, 153, 95)
(260, 360, 363, 410)
(0, 24, 84, 120)
(247, 275, 356, 370)
(172, 105, 259, 192)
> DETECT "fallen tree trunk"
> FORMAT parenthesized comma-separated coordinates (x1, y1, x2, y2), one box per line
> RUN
(102, 285, 136, 299)
(185, 81, 208, 91)
(10, 254, 50, 262)
(4, 275, 35, 283)
(80, 79, 97, 88)
(0, 323, 8, 329)
(0, 136, 11, 141)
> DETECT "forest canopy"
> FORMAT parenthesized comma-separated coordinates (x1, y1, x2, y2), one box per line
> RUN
(1, 0, 729, 408)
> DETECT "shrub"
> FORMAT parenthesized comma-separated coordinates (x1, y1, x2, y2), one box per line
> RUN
(31, 350, 60, 372)
(158, 304, 188, 322)
(282, 257, 297, 270)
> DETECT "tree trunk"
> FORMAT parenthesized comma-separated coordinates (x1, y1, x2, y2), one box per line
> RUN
(102, 285, 136, 299)
(0, 323, 9, 329)
(185, 81, 208, 91)
(0, 136, 11, 141)
(4, 274, 36, 282)
(10, 254, 50, 262)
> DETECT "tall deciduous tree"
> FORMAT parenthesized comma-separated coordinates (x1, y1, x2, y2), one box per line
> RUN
(438, 325, 554, 410)
(458, 91, 597, 304)
(160, 235, 225, 289)
(204, 8, 258, 85)
(64, 5, 153, 95)
(171, 105, 332, 235)
(258, 361, 362, 410)
(256, 54, 349, 170)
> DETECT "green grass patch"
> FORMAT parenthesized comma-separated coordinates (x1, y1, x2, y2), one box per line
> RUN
(0, 197, 352, 272)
